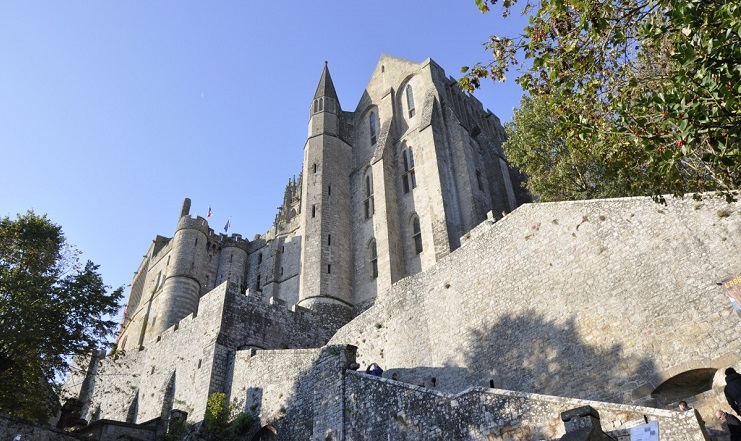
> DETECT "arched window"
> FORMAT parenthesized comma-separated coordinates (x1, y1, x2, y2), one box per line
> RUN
(406, 85, 415, 118)
(313, 100, 318, 113)
(319, 97, 324, 111)
(369, 112, 377, 145)
(364, 171, 374, 219)
(412, 216, 423, 254)
(402, 147, 417, 194)
(369, 239, 378, 279)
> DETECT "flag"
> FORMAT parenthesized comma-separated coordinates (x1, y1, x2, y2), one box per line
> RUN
(207, 206, 213, 218)
(224, 218, 230, 234)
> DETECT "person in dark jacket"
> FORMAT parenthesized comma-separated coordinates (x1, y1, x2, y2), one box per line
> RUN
(725, 367, 741, 415)
(365, 362, 383, 377)
(716, 410, 741, 441)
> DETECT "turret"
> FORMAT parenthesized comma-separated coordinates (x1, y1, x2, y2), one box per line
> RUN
(298, 63, 353, 320)
(215, 234, 249, 291)
(153, 198, 209, 334)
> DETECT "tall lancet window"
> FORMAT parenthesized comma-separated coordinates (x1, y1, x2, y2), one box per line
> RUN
(364, 171, 374, 219)
(369, 112, 377, 145)
(412, 215, 423, 255)
(402, 147, 417, 194)
(406, 85, 415, 118)
(370, 239, 378, 279)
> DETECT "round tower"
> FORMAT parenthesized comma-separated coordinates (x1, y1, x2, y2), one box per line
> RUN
(297, 63, 354, 320)
(215, 234, 249, 290)
(153, 198, 209, 334)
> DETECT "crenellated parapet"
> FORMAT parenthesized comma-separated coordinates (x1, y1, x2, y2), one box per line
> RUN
(175, 214, 210, 235)
(218, 233, 250, 251)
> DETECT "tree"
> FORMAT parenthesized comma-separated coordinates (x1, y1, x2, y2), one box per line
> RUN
(506, 94, 622, 200)
(462, 0, 740, 199)
(0, 212, 122, 422)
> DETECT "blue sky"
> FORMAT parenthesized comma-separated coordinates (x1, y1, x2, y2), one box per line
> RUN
(0, 1, 528, 314)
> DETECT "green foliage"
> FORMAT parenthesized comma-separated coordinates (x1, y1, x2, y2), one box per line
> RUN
(201, 392, 253, 441)
(203, 392, 231, 440)
(463, 0, 741, 199)
(0, 211, 123, 422)
(231, 412, 254, 437)
(504, 94, 648, 200)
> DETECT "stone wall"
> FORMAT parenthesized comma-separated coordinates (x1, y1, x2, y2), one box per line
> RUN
(330, 195, 741, 407)
(228, 345, 356, 441)
(0, 413, 82, 441)
(69, 282, 341, 425)
(343, 371, 707, 440)
(77, 283, 227, 424)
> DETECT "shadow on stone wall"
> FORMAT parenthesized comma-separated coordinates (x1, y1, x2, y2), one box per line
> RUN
(458, 310, 660, 405)
(232, 309, 667, 439)
(379, 366, 468, 390)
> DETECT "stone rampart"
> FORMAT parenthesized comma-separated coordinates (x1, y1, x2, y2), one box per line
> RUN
(343, 371, 706, 440)
(330, 195, 741, 406)
(218, 283, 347, 350)
(73, 281, 344, 425)
(79, 283, 228, 424)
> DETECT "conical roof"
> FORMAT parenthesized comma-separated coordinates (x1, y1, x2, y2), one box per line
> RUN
(313, 61, 339, 101)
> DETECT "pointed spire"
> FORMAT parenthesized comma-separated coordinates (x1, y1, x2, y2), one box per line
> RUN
(313, 61, 339, 101)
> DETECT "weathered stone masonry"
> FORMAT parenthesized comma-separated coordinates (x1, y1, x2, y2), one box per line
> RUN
(331, 196, 741, 408)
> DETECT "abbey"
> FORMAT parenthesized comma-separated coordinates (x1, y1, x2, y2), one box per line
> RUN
(111, 55, 526, 354)
(61, 55, 741, 441)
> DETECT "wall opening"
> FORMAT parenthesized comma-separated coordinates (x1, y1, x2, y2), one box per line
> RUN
(251, 425, 277, 441)
(650, 368, 717, 406)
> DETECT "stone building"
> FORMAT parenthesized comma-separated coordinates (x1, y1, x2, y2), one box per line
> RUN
(110, 55, 524, 356)
(61, 55, 741, 441)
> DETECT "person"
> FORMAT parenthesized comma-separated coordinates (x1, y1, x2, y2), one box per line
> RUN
(391, 372, 399, 381)
(725, 367, 741, 415)
(716, 410, 741, 441)
(365, 362, 383, 377)
(679, 400, 707, 428)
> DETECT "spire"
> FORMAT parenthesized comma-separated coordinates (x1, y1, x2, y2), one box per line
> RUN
(313, 61, 339, 101)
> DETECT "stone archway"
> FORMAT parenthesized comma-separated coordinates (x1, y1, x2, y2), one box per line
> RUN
(250, 425, 277, 441)
(651, 368, 717, 406)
